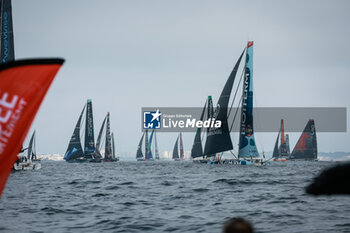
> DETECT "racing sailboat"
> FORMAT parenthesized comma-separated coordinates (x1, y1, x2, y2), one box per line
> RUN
(237, 41, 265, 165)
(13, 131, 42, 170)
(272, 119, 290, 161)
(200, 41, 264, 165)
(136, 129, 159, 161)
(64, 99, 100, 162)
(290, 119, 317, 160)
(96, 112, 118, 162)
(203, 45, 245, 163)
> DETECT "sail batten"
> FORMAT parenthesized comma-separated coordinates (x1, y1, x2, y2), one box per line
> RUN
(84, 99, 96, 159)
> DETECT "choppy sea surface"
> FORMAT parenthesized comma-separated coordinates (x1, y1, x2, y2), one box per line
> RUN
(1, 160, 349, 233)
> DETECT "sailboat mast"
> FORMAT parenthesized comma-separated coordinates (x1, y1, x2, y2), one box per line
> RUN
(105, 112, 112, 159)
(84, 99, 95, 159)
(154, 131, 159, 159)
(111, 132, 116, 158)
(238, 41, 259, 158)
(207, 96, 214, 134)
(146, 130, 154, 159)
(145, 130, 149, 159)
(33, 130, 36, 160)
(281, 119, 285, 145)
(179, 132, 184, 159)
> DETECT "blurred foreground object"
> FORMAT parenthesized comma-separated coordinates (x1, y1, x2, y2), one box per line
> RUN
(223, 217, 254, 233)
(306, 162, 350, 195)
(0, 58, 64, 197)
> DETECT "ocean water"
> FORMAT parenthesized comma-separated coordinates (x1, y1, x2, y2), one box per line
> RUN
(0, 160, 349, 233)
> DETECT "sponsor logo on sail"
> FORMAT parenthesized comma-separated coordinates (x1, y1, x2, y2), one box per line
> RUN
(0, 91, 27, 155)
(2, 12, 9, 63)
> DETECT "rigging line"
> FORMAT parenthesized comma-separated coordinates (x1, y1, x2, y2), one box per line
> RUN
(229, 96, 242, 133)
(33, 131, 36, 157)
(99, 126, 106, 150)
(222, 97, 242, 158)
(229, 150, 237, 159)
(227, 64, 245, 119)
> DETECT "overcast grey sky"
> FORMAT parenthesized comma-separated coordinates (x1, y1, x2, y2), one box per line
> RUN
(12, 0, 350, 155)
